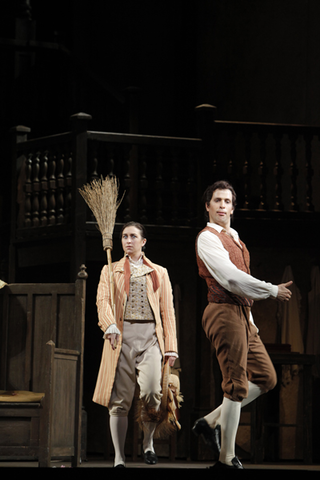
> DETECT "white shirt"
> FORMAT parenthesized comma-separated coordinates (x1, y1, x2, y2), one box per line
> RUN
(197, 222, 278, 326)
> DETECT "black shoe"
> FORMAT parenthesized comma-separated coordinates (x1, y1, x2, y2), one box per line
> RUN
(192, 418, 221, 454)
(114, 464, 126, 468)
(144, 450, 158, 465)
(210, 456, 244, 469)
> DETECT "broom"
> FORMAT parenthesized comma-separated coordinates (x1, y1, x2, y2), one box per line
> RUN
(79, 175, 124, 332)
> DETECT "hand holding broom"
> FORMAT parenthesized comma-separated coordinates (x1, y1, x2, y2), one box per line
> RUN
(79, 175, 124, 346)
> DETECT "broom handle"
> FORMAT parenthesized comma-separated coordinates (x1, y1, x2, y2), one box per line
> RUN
(106, 248, 116, 318)
(106, 248, 117, 348)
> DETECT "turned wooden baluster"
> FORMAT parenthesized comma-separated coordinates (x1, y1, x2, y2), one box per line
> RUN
(170, 147, 180, 225)
(242, 131, 252, 210)
(64, 152, 72, 224)
(32, 151, 40, 227)
(56, 149, 65, 224)
(123, 144, 132, 222)
(155, 148, 164, 225)
(86, 141, 99, 222)
(40, 151, 48, 226)
(90, 140, 99, 182)
(106, 144, 116, 178)
(226, 127, 235, 180)
(24, 153, 33, 228)
(258, 132, 268, 210)
(212, 143, 219, 179)
(289, 133, 299, 211)
(48, 151, 56, 225)
(186, 150, 196, 225)
(273, 132, 283, 211)
(305, 133, 314, 212)
(139, 145, 148, 224)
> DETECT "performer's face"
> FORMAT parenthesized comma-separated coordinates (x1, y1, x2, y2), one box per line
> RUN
(121, 226, 146, 260)
(206, 189, 234, 229)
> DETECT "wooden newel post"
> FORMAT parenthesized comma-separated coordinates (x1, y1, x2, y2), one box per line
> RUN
(74, 264, 88, 467)
(195, 104, 217, 139)
(194, 104, 217, 222)
(69, 112, 92, 281)
(9, 125, 31, 282)
(195, 103, 217, 183)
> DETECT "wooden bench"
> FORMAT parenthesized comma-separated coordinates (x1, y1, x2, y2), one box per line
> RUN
(0, 266, 87, 467)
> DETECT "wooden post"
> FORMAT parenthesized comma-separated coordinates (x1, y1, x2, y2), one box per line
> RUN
(8, 125, 31, 282)
(124, 87, 141, 221)
(69, 113, 92, 281)
(194, 104, 217, 222)
(38, 340, 55, 467)
(73, 265, 88, 467)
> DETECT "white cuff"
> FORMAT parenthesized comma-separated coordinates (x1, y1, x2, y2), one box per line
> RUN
(165, 352, 178, 358)
(103, 323, 121, 339)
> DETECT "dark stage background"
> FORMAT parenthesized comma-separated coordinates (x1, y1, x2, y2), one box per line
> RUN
(1, 0, 320, 465)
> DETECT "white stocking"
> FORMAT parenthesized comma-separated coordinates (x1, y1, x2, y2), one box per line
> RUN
(241, 381, 263, 408)
(219, 397, 241, 466)
(142, 422, 157, 453)
(204, 380, 263, 427)
(110, 416, 128, 466)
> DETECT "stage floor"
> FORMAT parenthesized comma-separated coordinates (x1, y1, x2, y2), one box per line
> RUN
(1, 457, 320, 472)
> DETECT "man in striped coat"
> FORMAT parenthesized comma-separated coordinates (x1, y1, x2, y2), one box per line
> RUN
(93, 222, 178, 467)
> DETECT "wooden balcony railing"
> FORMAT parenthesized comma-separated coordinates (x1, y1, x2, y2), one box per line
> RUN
(195, 105, 320, 216)
(10, 114, 202, 245)
(10, 106, 320, 250)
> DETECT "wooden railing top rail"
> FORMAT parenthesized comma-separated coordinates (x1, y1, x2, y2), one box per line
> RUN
(14, 130, 201, 150)
(13, 116, 319, 154)
(216, 119, 320, 129)
(195, 103, 320, 130)
(214, 119, 320, 138)
(15, 132, 72, 151)
(87, 130, 201, 144)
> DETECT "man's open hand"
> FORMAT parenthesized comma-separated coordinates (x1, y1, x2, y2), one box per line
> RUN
(277, 281, 293, 301)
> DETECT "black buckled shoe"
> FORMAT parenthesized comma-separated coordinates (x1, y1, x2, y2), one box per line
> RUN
(144, 450, 158, 465)
(192, 418, 221, 454)
(211, 456, 244, 469)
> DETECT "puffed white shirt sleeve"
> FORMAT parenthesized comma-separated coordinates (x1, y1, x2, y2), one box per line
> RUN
(197, 225, 278, 301)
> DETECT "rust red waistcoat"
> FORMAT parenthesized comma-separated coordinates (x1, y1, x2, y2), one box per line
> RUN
(196, 226, 254, 307)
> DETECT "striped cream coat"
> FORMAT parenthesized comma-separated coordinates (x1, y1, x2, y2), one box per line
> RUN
(92, 255, 178, 407)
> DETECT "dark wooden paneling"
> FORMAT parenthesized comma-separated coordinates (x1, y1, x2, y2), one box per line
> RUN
(0, 268, 87, 466)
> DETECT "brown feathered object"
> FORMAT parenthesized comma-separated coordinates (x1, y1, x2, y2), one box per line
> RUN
(137, 362, 183, 439)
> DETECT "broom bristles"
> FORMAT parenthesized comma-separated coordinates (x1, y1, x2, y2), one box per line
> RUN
(79, 175, 124, 250)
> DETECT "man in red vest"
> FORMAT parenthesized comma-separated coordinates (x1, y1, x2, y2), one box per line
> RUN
(193, 180, 293, 469)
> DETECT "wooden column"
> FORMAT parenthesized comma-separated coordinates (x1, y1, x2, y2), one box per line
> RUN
(73, 264, 88, 467)
(9, 125, 31, 283)
(194, 104, 216, 222)
(69, 113, 92, 281)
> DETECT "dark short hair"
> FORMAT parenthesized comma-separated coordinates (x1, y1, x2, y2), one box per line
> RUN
(120, 221, 147, 250)
(202, 180, 237, 221)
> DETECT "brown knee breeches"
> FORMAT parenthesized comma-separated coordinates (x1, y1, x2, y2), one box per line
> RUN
(202, 303, 277, 402)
